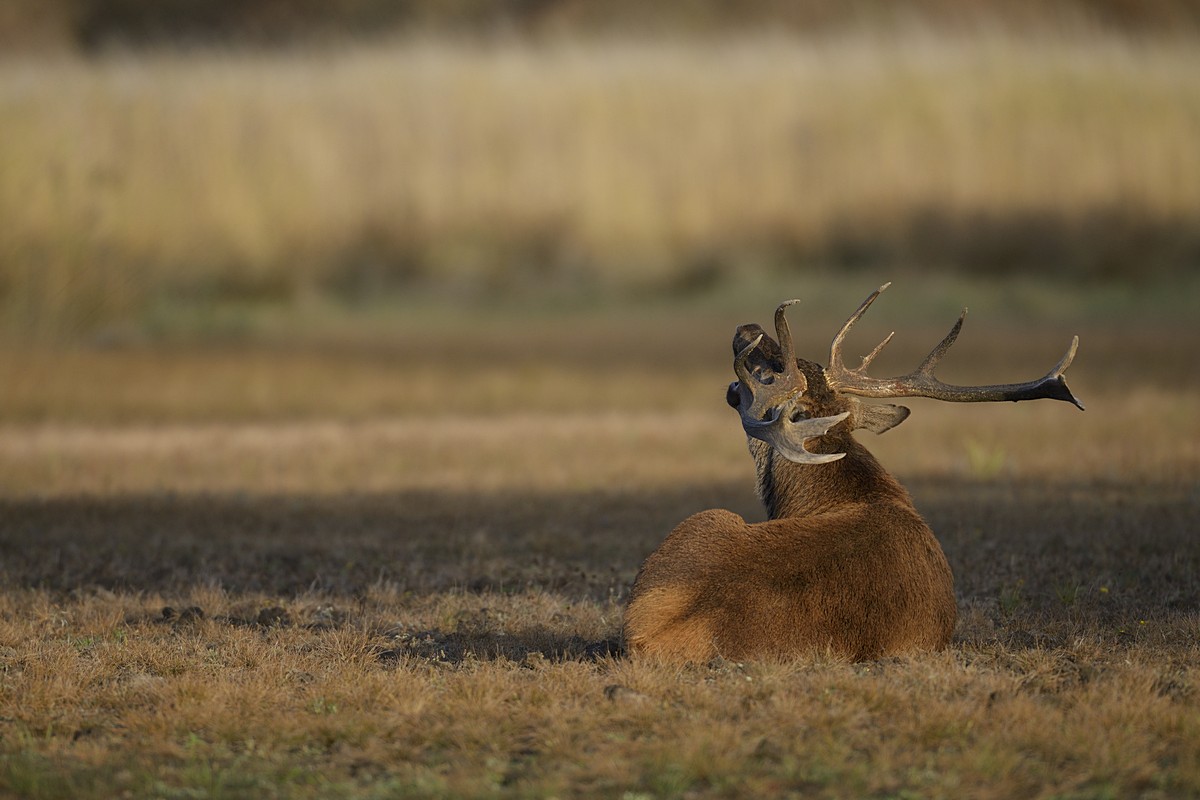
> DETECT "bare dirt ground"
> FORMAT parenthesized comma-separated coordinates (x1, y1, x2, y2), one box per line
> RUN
(1, 312, 1198, 798)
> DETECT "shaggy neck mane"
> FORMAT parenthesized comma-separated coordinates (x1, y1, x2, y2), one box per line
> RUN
(754, 431, 908, 519)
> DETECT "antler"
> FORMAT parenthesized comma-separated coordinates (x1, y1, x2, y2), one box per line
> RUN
(826, 283, 1085, 410)
(734, 300, 851, 464)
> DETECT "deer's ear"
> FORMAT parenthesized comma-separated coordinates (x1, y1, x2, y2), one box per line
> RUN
(854, 402, 910, 434)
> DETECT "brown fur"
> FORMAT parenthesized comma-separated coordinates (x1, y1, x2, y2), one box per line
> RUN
(623, 330, 956, 663)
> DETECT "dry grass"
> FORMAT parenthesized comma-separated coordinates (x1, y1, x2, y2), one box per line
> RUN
(3, 34, 1200, 337)
(1, 306, 1198, 798)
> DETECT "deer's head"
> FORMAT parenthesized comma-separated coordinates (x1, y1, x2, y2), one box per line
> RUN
(727, 283, 1084, 464)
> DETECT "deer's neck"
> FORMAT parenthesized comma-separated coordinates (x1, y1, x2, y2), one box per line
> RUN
(750, 432, 910, 519)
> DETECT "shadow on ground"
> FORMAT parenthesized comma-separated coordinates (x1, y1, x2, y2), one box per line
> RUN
(2, 477, 1196, 659)
(0, 484, 758, 598)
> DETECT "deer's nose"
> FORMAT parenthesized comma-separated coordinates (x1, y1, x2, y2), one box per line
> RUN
(726, 382, 741, 408)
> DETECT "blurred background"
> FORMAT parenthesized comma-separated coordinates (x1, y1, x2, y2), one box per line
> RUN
(1, 0, 1197, 423)
(3, 10, 1199, 797)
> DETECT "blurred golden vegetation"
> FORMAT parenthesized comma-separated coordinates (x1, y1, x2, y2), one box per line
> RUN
(2, 3, 1200, 339)
(6, 0, 1200, 51)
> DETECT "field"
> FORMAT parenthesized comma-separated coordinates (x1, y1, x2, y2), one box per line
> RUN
(3, 12, 1200, 797)
(2, 282, 1198, 798)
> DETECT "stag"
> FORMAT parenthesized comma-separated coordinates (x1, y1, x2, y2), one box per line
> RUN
(624, 284, 1083, 662)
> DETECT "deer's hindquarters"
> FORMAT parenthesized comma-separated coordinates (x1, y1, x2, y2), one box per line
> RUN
(623, 506, 955, 663)
(624, 584, 718, 662)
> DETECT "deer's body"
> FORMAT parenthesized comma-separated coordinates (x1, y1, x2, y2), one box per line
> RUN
(624, 286, 1081, 663)
(625, 380, 956, 663)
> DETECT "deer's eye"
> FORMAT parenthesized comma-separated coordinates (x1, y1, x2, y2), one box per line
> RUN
(726, 382, 741, 408)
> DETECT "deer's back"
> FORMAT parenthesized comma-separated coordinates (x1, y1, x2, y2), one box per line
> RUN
(623, 504, 955, 662)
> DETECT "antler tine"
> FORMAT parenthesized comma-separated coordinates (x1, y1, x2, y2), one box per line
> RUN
(1052, 335, 1080, 378)
(915, 309, 966, 376)
(734, 334, 764, 386)
(829, 282, 891, 374)
(825, 285, 1085, 410)
(859, 331, 895, 372)
(774, 299, 801, 373)
(766, 300, 809, 400)
(742, 410, 850, 465)
(1049, 336, 1085, 410)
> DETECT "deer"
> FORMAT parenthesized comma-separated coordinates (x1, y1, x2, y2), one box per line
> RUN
(623, 283, 1083, 663)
